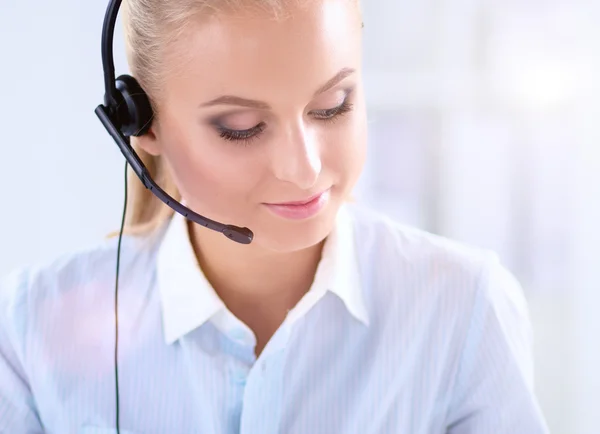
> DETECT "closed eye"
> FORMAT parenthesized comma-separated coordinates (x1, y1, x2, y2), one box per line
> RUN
(310, 100, 354, 121)
(217, 93, 355, 145)
(217, 122, 266, 144)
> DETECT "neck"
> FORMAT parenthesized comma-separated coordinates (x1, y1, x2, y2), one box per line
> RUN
(187, 220, 324, 337)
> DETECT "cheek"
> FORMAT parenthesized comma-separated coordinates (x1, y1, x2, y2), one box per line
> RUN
(323, 111, 367, 181)
(160, 127, 265, 205)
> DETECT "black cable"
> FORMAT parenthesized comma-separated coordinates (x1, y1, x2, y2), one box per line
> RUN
(114, 161, 128, 434)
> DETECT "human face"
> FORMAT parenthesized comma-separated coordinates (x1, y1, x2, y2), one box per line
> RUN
(142, 0, 367, 252)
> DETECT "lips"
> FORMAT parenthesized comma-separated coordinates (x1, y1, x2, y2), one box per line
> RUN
(266, 190, 327, 207)
(263, 188, 331, 220)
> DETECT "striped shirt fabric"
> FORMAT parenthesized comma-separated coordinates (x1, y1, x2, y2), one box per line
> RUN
(0, 204, 549, 433)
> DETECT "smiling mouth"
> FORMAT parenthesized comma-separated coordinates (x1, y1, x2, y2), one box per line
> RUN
(265, 189, 329, 206)
(263, 188, 332, 220)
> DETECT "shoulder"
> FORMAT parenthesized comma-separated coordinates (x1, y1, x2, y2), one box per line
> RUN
(345, 204, 528, 323)
(0, 232, 159, 347)
(1, 234, 151, 303)
(347, 203, 493, 280)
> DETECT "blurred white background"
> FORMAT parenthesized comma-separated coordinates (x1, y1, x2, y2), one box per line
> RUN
(0, 1, 599, 432)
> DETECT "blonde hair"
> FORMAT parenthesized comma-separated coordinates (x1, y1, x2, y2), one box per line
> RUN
(118, 0, 360, 236)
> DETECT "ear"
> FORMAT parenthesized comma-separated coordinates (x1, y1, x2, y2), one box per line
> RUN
(135, 125, 161, 156)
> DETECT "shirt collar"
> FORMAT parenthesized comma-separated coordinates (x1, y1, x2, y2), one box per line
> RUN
(156, 205, 369, 345)
(156, 211, 225, 345)
(302, 205, 370, 327)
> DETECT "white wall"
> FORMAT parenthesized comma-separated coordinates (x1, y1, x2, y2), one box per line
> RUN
(0, 1, 129, 275)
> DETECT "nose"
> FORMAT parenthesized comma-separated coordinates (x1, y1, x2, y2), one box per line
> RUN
(271, 124, 322, 190)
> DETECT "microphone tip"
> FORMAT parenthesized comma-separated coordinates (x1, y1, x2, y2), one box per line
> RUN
(222, 226, 254, 244)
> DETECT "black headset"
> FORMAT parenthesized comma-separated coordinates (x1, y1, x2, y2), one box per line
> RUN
(94, 1, 254, 431)
(95, 0, 254, 245)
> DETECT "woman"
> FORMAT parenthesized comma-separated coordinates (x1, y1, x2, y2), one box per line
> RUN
(0, 0, 549, 432)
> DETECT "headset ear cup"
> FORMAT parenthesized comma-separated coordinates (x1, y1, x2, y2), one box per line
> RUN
(114, 74, 154, 137)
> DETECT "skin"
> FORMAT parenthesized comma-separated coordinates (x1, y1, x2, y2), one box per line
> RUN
(137, 0, 367, 356)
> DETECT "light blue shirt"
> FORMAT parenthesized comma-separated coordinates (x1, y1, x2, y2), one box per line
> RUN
(0, 204, 549, 433)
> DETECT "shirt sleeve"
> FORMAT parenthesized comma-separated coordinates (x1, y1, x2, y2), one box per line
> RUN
(445, 253, 550, 434)
(0, 270, 45, 433)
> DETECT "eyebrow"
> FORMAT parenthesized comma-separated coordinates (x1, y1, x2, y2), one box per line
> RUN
(198, 67, 356, 110)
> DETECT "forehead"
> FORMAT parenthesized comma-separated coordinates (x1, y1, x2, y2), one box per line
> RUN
(166, 0, 362, 104)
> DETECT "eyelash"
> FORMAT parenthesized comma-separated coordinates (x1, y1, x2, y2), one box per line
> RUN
(217, 100, 354, 146)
